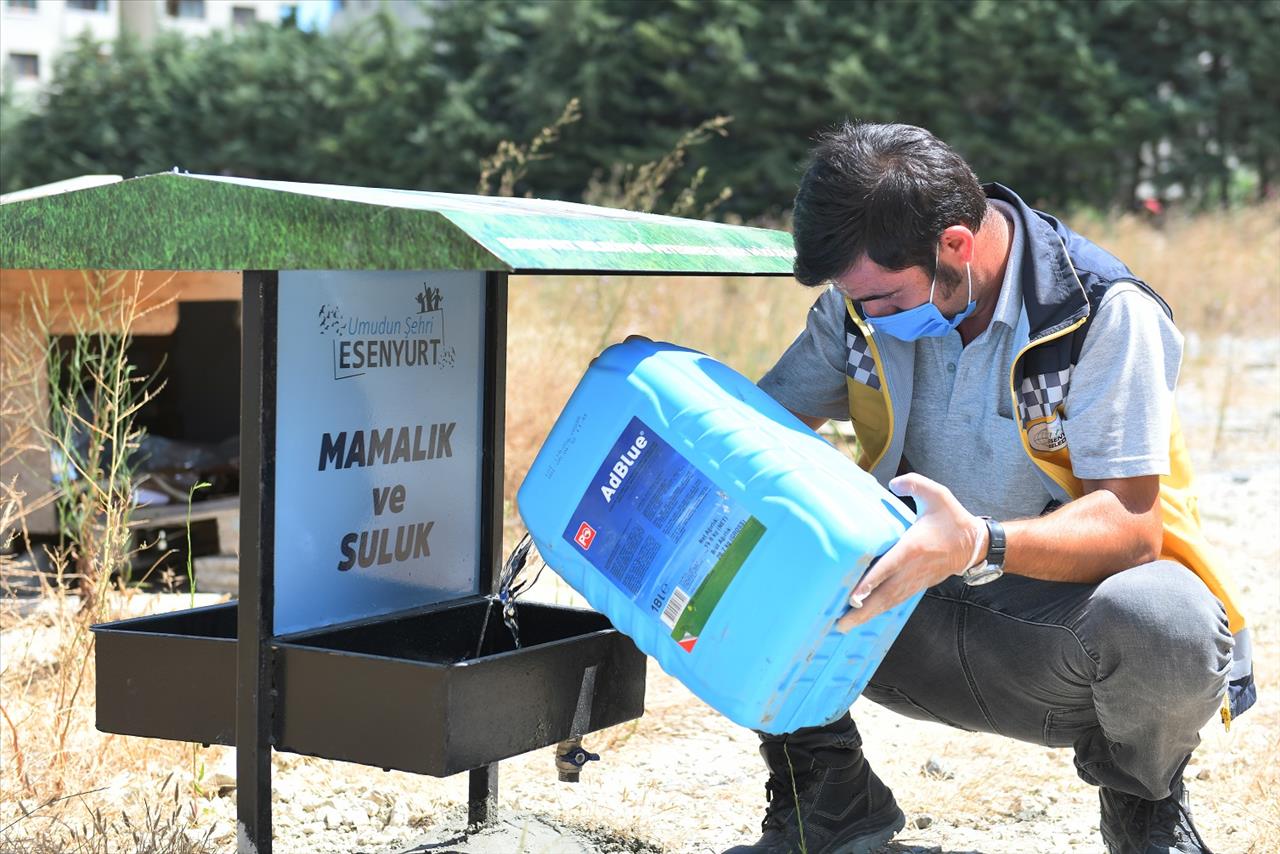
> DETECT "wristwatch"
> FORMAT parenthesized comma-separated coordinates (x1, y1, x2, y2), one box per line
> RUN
(962, 516, 1006, 586)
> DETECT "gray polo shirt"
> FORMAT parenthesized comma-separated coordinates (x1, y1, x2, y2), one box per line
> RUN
(758, 200, 1183, 521)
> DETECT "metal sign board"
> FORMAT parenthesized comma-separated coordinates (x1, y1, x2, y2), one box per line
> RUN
(274, 270, 485, 634)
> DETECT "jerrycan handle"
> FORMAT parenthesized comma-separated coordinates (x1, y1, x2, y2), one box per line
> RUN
(882, 496, 916, 528)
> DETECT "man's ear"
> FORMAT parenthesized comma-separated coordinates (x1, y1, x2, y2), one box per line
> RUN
(938, 225, 975, 265)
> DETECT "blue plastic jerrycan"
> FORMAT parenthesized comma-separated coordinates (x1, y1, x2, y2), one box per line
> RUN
(517, 339, 920, 734)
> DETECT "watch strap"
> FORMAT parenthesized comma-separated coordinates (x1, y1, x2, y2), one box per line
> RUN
(961, 517, 1006, 586)
(981, 516, 1006, 569)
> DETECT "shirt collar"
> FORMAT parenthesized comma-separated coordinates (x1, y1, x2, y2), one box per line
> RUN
(988, 199, 1023, 330)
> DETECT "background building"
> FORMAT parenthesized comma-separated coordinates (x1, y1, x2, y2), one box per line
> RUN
(327, 0, 433, 33)
(1, 0, 290, 95)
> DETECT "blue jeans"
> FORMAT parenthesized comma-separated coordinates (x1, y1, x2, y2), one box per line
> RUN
(862, 561, 1233, 801)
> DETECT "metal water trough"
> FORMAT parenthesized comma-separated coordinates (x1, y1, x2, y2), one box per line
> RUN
(92, 601, 238, 746)
(92, 598, 645, 775)
(274, 599, 645, 776)
(2, 172, 795, 854)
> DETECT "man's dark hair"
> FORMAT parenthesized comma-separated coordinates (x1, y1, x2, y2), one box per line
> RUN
(792, 121, 988, 286)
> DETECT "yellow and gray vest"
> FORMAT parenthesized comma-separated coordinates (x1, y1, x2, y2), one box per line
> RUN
(840, 184, 1254, 726)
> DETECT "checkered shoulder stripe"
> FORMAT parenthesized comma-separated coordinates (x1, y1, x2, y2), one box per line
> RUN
(1018, 368, 1071, 423)
(846, 330, 881, 391)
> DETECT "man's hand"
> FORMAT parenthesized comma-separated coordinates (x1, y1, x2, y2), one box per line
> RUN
(836, 473, 986, 632)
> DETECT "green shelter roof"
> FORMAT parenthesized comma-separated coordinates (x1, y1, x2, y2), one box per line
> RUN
(0, 172, 796, 275)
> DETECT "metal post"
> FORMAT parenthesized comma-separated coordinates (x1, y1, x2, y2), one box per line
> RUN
(478, 272, 508, 598)
(237, 271, 278, 853)
(466, 272, 508, 827)
(468, 764, 500, 827)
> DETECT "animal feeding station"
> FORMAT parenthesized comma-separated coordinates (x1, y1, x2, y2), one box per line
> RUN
(0, 173, 795, 853)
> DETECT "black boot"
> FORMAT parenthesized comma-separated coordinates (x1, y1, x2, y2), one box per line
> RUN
(723, 713, 904, 854)
(1099, 778, 1215, 853)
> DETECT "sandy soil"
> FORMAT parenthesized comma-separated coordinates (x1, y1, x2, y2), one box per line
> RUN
(3, 340, 1276, 854)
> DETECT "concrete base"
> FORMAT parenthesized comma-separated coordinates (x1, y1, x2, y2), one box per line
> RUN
(404, 814, 623, 854)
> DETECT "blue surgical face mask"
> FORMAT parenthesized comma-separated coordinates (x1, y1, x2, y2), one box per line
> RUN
(864, 248, 976, 341)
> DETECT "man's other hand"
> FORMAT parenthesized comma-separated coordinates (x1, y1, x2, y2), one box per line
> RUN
(836, 473, 986, 632)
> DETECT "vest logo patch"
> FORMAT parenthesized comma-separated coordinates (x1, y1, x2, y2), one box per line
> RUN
(1028, 417, 1068, 452)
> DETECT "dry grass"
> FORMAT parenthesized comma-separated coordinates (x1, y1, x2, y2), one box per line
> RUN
(1071, 201, 1280, 344)
(0, 606, 221, 851)
(478, 98, 733, 217)
(1, 206, 1276, 851)
(0, 273, 221, 852)
(477, 98, 584, 199)
(0, 591, 227, 853)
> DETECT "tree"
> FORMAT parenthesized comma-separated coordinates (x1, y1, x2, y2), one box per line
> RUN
(4, 0, 1277, 214)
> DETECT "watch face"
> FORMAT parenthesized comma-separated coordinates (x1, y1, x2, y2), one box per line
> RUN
(963, 564, 1004, 586)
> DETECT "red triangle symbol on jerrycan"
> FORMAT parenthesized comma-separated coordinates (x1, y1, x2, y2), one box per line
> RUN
(677, 635, 698, 653)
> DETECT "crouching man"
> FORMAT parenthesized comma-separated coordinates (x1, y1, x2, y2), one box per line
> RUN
(730, 121, 1254, 854)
